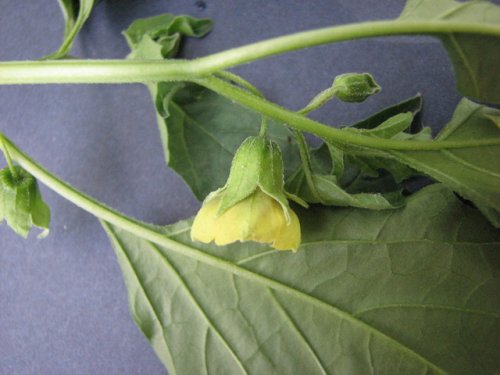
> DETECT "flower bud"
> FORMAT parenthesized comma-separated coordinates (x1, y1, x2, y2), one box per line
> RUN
(332, 72, 380, 103)
(191, 136, 301, 251)
(0, 166, 50, 238)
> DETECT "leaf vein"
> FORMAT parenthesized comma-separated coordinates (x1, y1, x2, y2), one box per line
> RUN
(269, 290, 329, 375)
(441, 149, 500, 178)
(447, 33, 480, 97)
(150, 243, 249, 375)
(170, 102, 236, 156)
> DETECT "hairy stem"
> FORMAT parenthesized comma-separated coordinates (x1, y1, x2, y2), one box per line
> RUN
(193, 75, 500, 151)
(214, 70, 264, 98)
(215, 71, 269, 136)
(0, 20, 499, 84)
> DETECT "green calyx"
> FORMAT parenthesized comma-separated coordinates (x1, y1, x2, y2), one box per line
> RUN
(0, 166, 51, 238)
(332, 72, 381, 103)
(214, 136, 292, 222)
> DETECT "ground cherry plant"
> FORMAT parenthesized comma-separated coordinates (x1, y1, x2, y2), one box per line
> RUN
(1, 0, 500, 374)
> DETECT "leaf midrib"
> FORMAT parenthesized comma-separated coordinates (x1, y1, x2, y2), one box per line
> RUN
(353, 303, 500, 319)
(149, 243, 249, 375)
(441, 150, 500, 178)
(102, 221, 179, 375)
(438, 1, 478, 20)
(170, 101, 236, 156)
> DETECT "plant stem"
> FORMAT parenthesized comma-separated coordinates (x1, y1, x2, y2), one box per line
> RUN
(214, 71, 264, 98)
(215, 71, 269, 136)
(0, 20, 498, 84)
(0, 133, 143, 231)
(259, 119, 268, 137)
(193, 75, 500, 151)
(291, 104, 327, 201)
(1, 137, 17, 178)
(292, 130, 322, 202)
(0, 60, 193, 84)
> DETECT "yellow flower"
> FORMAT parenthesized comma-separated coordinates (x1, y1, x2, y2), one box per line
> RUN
(191, 188, 300, 251)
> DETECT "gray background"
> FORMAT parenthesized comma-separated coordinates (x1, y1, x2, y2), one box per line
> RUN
(0, 1, 480, 374)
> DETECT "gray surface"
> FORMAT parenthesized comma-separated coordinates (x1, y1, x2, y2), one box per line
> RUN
(0, 1, 472, 374)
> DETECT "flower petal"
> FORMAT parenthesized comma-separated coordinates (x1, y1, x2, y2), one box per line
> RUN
(213, 198, 252, 245)
(191, 188, 301, 251)
(246, 190, 284, 244)
(190, 196, 221, 243)
(272, 208, 301, 251)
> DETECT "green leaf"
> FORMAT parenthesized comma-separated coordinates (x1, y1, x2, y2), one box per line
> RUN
(400, 0, 500, 104)
(349, 112, 413, 139)
(124, 14, 213, 60)
(287, 171, 404, 209)
(340, 96, 429, 185)
(0, 166, 50, 238)
(44, 0, 96, 59)
(285, 97, 426, 208)
(338, 125, 432, 190)
(350, 93, 423, 132)
(286, 138, 404, 209)
(389, 98, 500, 227)
(337, 95, 424, 185)
(285, 149, 405, 210)
(103, 184, 500, 374)
(339, 128, 432, 187)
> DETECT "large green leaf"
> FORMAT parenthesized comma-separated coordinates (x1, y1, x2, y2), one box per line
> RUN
(44, 0, 96, 59)
(389, 98, 500, 227)
(103, 184, 500, 375)
(399, 0, 500, 104)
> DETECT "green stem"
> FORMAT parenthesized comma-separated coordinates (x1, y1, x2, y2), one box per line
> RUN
(0, 133, 145, 233)
(298, 87, 339, 115)
(259, 119, 268, 137)
(0, 60, 193, 84)
(292, 104, 325, 201)
(214, 71, 269, 136)
(214, 70, 264, 98)
(292, 130, 322, 202)
(193, 75, 500, 151)
(1, 137, 17, 178)
(0, 20, 498, 84)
